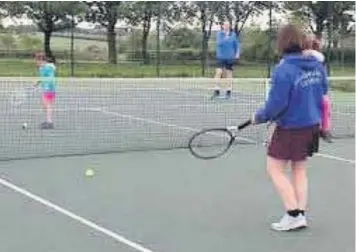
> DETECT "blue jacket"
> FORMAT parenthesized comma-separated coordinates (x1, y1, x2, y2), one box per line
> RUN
(216, 31, 239, 60)
(255, 54, 328, 128)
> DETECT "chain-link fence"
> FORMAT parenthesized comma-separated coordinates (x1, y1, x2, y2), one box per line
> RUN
(0, 27, 353, 78)
(0, 5, 354, 80)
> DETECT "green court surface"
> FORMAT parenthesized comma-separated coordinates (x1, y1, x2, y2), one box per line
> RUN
(0, 140, 354, 252)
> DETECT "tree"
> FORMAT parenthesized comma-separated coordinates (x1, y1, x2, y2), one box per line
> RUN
(85, 1, 121, 64)
(121, 1, 181, 65)
(1, 2, 86, 58)
(286, 1, 355, 73)
(229, 2, 273, 34)
(284, 1, 355, 39)
(183, 1, 222, 76)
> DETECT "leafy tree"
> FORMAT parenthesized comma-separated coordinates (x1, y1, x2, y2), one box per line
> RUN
(0, 2, 86, 57)
(219, 1, 274, 34)
(85, 1, 121, 64)
(284, 1, 355, 39)
(121, 1, 181, 64)
(183, 1, 222, 76)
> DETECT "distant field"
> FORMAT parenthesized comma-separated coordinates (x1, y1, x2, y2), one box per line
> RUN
(32, 33, 108, 51)
(0, 32, 108, 52)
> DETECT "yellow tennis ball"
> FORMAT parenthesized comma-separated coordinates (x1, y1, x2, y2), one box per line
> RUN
(85, 168, 95, 177)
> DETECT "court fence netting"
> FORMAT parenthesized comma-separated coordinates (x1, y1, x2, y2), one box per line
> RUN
(0, 76, 354, 161)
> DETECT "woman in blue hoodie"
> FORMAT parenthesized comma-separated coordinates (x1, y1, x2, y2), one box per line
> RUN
(253, 25, 328, 231)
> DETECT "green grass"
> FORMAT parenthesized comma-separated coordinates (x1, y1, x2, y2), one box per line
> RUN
(0, 58, 353, 99)
(50, 36, 107, 51)
(0, 58, 353, 94)
(0, 58, 353, 79)
(20, 33, 108, 51)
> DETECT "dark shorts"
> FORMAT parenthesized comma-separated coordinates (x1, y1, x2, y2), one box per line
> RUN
(267, 124, 320, 162)
(216, 59, 237, 71)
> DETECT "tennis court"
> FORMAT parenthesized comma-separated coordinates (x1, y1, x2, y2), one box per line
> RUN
(0, 77, 354, 252)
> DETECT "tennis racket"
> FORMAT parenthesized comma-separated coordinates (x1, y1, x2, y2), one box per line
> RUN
(188, 119, 252, 159)
(10, 84, 39, 107)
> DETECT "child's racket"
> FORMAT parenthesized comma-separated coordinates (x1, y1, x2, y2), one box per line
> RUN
(188, 119, 252, 159)
(10, 84, 39, 107)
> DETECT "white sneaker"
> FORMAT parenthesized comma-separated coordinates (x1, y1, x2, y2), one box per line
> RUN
(271, 214, 308, 231)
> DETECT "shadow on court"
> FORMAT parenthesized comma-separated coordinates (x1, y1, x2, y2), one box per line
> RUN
(0, 142, 354, 252)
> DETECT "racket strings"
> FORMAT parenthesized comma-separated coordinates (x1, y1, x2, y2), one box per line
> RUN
(11, 85, 39, 107)
(189, 129, 233, 159)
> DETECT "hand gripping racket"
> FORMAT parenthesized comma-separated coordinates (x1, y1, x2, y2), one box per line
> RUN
(188, 119, 252, 160)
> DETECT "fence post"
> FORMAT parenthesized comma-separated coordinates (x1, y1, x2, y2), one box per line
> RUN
(70, 13, 74, 77)
(326, 2, 333, 76)
(267, 1, 272, 79)
(156, 3, 161, 77)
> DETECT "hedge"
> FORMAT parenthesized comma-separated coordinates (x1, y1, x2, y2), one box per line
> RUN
(125, 47, 356, 65)
(0, 47, 354, 66)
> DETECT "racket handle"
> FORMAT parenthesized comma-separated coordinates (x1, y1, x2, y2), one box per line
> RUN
(238, 119, 252, 130)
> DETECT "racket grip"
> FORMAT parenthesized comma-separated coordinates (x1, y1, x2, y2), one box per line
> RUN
(238, 119, 252, 130)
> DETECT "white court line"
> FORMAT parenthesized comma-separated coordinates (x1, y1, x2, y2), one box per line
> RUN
(89, 107, 355, 165)
(166, 103, 263, 109)
(315, 153, 355, 164)
(0, 177, 155, 252)
(169, 89, 261, 103)
(87, 107, 256, 144)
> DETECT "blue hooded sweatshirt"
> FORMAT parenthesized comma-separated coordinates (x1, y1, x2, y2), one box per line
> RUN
(216, 31, 239, 60)
(255, 54, 328, 128)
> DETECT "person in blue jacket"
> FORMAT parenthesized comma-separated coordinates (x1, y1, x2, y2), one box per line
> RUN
(213, 21, 240, 99)
(252, 24, 328, 231)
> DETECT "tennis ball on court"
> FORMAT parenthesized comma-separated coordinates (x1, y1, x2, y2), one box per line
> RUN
(85, 168, 95, 177)
(22, 122, 28, 130)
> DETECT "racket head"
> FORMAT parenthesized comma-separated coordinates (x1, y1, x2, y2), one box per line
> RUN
(188, 128, 235, 160)
(10, 85, 38, 107)
(11, 89, 28, 107)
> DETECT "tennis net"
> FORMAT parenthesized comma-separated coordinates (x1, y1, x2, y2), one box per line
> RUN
(0, 77, 354, 161)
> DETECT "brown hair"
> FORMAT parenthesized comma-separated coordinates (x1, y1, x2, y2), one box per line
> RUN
(277, 24, 304, 54)
(302, 34, 312, 50)
(312, 38, 322, 51)
(302, 33, 322, 51)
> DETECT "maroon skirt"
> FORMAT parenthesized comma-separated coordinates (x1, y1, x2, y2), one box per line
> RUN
(267, 124, 320, 162)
